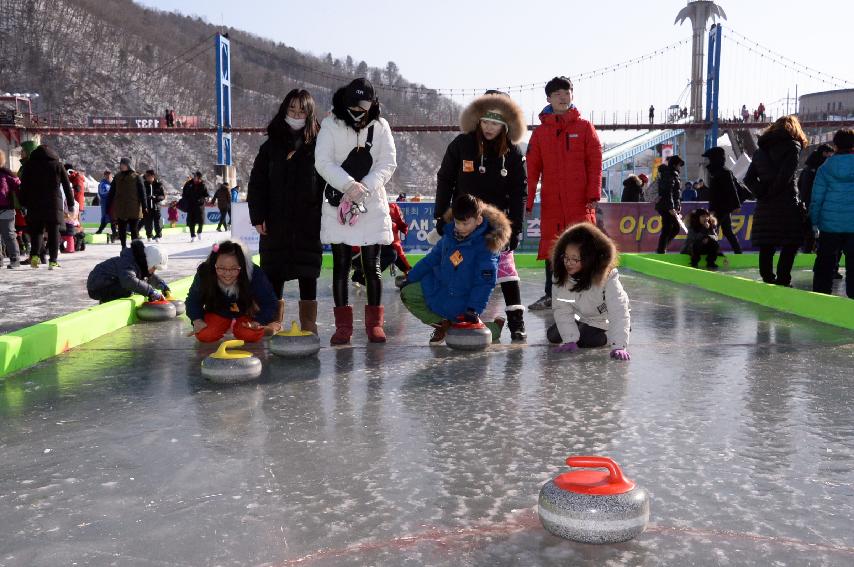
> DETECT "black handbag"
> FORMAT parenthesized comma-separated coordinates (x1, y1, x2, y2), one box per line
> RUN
(324, 125, 375, 206)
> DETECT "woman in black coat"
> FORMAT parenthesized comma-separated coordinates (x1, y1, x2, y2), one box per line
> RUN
(744, 116, 808, 286)
(655, 155, 684, 253)
(248, 88, 322, 334)
(18, 144, 74, 268)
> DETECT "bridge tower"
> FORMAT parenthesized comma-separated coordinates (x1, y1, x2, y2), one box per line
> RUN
(675, 1, 727, 180)
(675, 1, 727, 121)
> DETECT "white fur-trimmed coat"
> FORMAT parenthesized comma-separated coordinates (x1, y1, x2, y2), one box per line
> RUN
(315, 115, 397, 246)
(552, 269, 631, 350)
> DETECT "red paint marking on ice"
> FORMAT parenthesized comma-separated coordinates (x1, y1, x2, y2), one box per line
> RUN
(278, 511, 854, 565)
(277, 510, 541, 565)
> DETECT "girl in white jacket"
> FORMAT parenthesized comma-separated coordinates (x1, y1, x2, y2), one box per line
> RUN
(547, 223, 632, 361)
(315, 78, 397, 345)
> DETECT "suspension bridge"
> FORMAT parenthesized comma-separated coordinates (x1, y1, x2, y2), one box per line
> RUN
(2, 0, 853, 186)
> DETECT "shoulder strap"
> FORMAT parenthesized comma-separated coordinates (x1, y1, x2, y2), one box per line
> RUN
(365, 125, 375, 149)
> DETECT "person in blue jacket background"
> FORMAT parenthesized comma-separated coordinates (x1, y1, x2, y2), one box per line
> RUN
(400, 194, 511, 344)
(95, 170, 115, 238)
(810, 128, 854, 298)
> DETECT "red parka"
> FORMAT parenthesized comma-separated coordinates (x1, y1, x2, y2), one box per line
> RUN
(68, 169, 86, 211)
(388, 202, 408, 245)
(526, 106, 602, 259)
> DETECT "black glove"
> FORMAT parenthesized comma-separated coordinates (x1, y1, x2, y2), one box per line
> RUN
(505, 231, 520, 252)
(462, 309, 481, 324)
(435, 218, 446, 236)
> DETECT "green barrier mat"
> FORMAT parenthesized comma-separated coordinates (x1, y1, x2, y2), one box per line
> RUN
(620, 254, 853, 330)
(0, 275, 194, 379)
(629, 252, 845, 270)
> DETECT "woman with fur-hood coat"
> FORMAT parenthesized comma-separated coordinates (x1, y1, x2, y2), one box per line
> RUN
(435, 91, 529, 341)
(402, 195, 511, 344)
(315, 78, 397, 345)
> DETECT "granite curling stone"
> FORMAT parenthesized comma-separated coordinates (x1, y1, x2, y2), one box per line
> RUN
(445, 321, 492, 351)
(201, 340, 263, 384)
(136, 299, 177, 322)
(538, 456, 649, 544)
(169, 297, 186, 316)
(270, 321, 321, 358)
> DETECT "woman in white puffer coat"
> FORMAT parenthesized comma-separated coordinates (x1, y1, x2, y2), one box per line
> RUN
(315, 78, 397, 345)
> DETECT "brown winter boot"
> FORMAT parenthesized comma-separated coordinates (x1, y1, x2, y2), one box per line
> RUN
(365, 305, 386, 343)
(298, 300, 318, 335)
(330, 306, 353, 345)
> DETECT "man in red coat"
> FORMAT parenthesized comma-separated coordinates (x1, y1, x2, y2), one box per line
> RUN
(525, 76, 602, 309)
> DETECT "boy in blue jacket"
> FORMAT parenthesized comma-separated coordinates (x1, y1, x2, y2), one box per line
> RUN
(400, 194, 511, 344)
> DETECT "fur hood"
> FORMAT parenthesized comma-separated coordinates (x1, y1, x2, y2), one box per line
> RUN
(460, 94, 526, 145)
(442, 203, 512, 253)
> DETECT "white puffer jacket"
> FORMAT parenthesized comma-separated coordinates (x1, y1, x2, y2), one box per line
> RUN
(315, 115, 397, 246)
(552, 268, 631, 350)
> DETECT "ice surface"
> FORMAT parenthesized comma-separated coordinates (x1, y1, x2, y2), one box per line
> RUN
(0, 270, 852, 566)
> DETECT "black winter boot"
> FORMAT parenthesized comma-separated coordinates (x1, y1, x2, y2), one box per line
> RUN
(506, 307, 527, 342)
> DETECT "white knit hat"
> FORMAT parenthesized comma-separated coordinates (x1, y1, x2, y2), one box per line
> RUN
(144, 245, 168, 271)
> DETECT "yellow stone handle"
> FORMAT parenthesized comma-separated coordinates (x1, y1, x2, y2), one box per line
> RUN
(211, 339, 253, 359)
(275, 321, 314, 337)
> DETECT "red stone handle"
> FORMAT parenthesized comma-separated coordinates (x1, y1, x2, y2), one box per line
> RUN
(566, 456, 626, 485)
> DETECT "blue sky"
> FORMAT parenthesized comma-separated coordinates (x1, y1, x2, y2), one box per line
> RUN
(136, 0, 852, 123)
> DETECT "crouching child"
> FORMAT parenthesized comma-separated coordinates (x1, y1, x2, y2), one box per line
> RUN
(547, 223, 632, 360)
(87, 240, 169, 303)
(400, 194, 510, 344)
(186, 240, 281, 343)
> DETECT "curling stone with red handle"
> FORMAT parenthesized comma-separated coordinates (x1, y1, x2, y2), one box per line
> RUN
(445, 321, 492, 351)
(164, 291, 186, 316)
(538, 456, 649, 544)
(136, 299, 177, 322)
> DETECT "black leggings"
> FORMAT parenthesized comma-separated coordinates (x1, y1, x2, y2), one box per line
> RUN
(333, 243, 381, 307)
(500, 281, 522, 306)
(657, 212, 680, 253)
(715, 212, 742, 253)
(547, 322, 608, 347)
(116, 218, 140, 248)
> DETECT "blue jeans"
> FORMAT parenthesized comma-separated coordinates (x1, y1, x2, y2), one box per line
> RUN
(813, 232, 852, 298)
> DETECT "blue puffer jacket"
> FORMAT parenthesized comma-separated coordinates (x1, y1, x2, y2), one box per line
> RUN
(98, 179, 111, 213)
(407, 204, 511, 319)
(810, 152, 854, 233)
